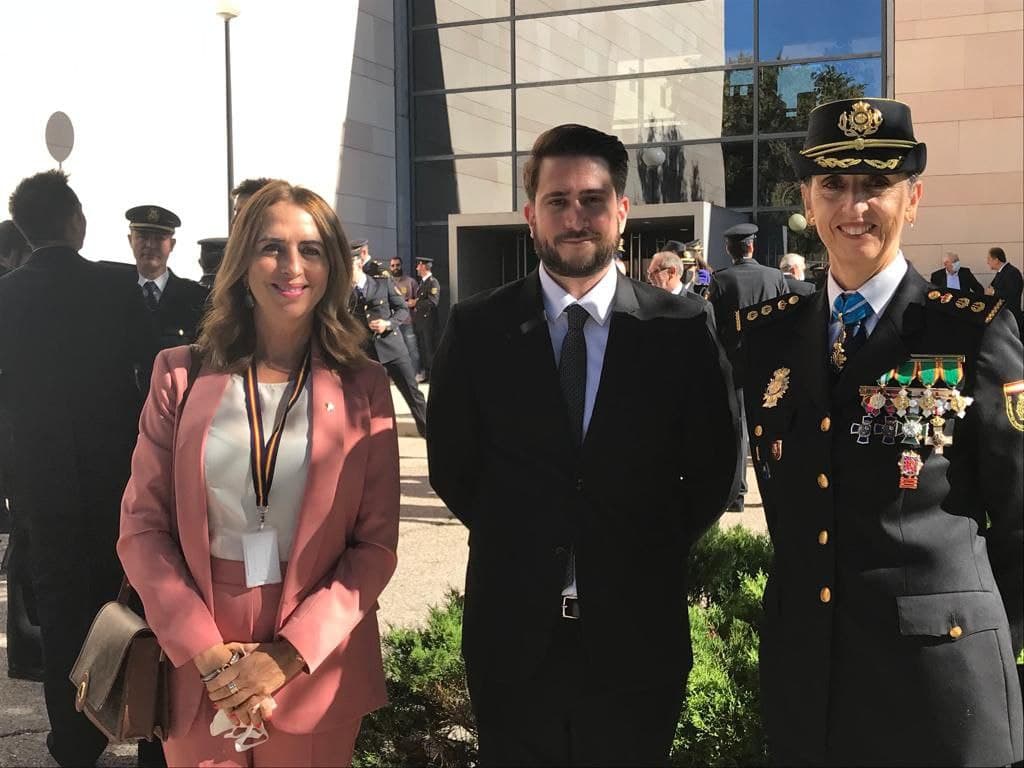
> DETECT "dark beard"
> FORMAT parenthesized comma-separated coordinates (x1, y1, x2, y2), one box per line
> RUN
(534, 232, 617, 279)
(391, 267, 403, 276)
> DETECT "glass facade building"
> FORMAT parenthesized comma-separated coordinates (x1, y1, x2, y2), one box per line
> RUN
(408, 0, 889, 301)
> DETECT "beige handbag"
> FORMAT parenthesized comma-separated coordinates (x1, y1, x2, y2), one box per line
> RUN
(69, 582, 169, 742)
(68, 345, 204, 743)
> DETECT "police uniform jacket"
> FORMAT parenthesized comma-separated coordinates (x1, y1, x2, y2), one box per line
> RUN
(991, 261, 1024, 320)
(427, 270, 741, 696)
(149, 270, 210, 349)
(738, 265, 1023, 766)
(351, 274, 411, 365)
(709, 259, 788, 369)
(413, 274, 440, 327)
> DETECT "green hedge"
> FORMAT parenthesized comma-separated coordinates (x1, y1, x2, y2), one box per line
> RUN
(354, 524, 773, 767)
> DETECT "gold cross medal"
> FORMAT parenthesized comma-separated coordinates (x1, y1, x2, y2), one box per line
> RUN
(831, 329, 848, 370)
(762, 368, 791, 409)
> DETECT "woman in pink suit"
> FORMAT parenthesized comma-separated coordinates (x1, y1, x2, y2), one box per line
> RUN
(118, 181, 399, 767)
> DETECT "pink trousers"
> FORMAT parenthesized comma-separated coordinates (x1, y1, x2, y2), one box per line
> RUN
(162, 558, 362, 768)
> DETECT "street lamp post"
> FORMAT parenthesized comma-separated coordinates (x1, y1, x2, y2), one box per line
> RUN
(216, 1, 240, 229)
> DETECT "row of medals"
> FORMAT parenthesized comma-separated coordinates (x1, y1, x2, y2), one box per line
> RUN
(854, 358, 973, 489)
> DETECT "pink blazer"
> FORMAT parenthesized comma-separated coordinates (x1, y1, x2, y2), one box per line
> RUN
(118, 345, 399, 736)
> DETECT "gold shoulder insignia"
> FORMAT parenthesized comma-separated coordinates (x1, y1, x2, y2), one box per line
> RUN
(1004, 381, 1024, 432)
(737, 293, 806, 333)
(925, 287, 1005, 326)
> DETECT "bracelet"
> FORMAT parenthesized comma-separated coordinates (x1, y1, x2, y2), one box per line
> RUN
(200, 649, 243, 683)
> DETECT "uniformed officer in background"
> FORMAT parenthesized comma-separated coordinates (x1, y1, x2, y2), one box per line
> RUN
(125, 205, 209, 351)
(708, 223, 788, 512)
(411, 255, 441, 383)
(737, 98, 1022, 766)
(350, 242, 428, 436)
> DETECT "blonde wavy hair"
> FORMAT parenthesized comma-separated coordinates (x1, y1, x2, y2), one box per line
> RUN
(197, 180, 368, 372)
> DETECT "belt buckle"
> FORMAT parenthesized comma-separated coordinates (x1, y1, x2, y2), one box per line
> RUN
(561, 596, 580, 620)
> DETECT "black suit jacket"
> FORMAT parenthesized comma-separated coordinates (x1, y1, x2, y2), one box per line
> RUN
(929, 266, 984, 294)
(351, 274, 411, 365)
(991, 261, 1024, 319)
(783, 274, 816, 297)
(738, 266, 1023, 766)
(150, 270, 209, 349)
(708, 259, 789, 368)
(0, 247, 152, 558)
(427, 270, 740, 694)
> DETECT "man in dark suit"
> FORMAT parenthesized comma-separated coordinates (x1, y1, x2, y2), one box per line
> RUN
(929, 252, 983, 294)
(350, 245, 428, 436)
(427, 124, 740, 766)
(738, 98, 1022, 766)
(987, 246, 1024, 325)
(125, 205, 209, 351)
(708, 223, 788, 512)
(779, 253, 816, 297)
(0, 171, 153, 767)
(411, 255, 442, 382)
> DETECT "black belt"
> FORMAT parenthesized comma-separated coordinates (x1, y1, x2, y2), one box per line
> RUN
(561, 596, 581, 620)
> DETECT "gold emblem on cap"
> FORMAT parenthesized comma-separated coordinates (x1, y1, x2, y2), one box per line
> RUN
(762, 367, 791, 409)
(147, 207, 160, 223)
(839, 100, 883, 139)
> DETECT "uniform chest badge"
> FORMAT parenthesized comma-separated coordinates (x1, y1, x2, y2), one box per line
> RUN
(1005, 381, 1024, 432)
(762, 367, 790, 409)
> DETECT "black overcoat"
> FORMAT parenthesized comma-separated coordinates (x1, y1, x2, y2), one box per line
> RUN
(738, 265, 1023, 766)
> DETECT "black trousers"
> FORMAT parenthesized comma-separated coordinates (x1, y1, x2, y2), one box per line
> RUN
(384, 354, 427, 437)
(4, 512, 44, 681)
(27, 515, 122, 767)
(470, 620, 684, 767)
(413, 318, 438, 377)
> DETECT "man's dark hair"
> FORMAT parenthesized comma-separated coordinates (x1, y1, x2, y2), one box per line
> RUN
(232, 177, 274, 199)
(8, 170, 80, 244)
(726, 238, 754, 262)
(661, 240, 686, 256)
(989, 247, 1007, 263)
(522, 124, 629, 201)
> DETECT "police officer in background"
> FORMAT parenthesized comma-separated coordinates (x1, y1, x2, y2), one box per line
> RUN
(411, 256, 441, 383)
(125, 205, 209, 351)
(351, 242, 428, 436)
(738, 98, 1022, 766)
(708, 223, 788, 512)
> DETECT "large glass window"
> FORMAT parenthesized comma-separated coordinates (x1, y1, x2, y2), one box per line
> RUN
(758, 0, 882, 61)
(413, 0, 509, 26)
(759, 58, 882, 133)
(412, 23, 511, 91)
(415, 157, 514, 220)
(415, 91, 513, 156)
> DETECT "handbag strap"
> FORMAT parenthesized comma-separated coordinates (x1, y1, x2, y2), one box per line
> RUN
(118, 345, 204, 606)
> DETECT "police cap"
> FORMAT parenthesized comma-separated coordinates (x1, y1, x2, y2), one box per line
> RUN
(350, 239, 369, 255)
(415, 255, 434, 266)
(126, 205, 180, 233)
(723, 223, 758, 244)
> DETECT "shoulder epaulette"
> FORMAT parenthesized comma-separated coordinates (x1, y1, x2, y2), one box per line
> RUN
(735, 293, 809, 333)
(925, 287, 1005, 326)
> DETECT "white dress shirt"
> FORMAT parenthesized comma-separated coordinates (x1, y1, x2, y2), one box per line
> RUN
(205, 375, 311, 561)
(137, 269, 169, 300)
(671, 282, 685, 296)
(946, 270, 961, 290)
(538, 262, 618, 600)
(827, 252, 907, 337)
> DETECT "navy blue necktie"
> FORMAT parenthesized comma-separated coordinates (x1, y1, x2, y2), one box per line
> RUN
(559, 304, 589, 447)
(142, 281, 159, 312)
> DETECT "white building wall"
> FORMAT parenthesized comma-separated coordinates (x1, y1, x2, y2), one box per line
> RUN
(0, 0, 397, 280)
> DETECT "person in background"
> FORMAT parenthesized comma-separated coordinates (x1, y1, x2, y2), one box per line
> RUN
(232, 178, 274, 225)
(647, 248, 687, 296)
(118, 180, 399, 767)
(411, 256, 441, 383)
(125, 205, 210, 352)
(986, 246, 1023, 326)
(779, 253, 816, 296)
(198, 237, 228, 289)
(929, 252, 982, 294)
(389, 256, 421, 374)
(738, 97, 1022, 766)
(687, 242, 712, 299)
(1, 170, 152, 767)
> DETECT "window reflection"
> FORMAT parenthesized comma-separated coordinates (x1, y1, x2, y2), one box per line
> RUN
(723, 142, 754, 208)
(415, 157, 514, 221)
(758, 138, 803, 207)
(758, 0, 881, 60)
(755, 210, 825, 269)
(412, 23, 511, 91)
(413, 0, 509, 26)
(758, 58, 881, 133)
(415, 91, 512, 156)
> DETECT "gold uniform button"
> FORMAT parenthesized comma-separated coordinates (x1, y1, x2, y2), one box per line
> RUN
(949, 625, 963, 639)
(818, 530, 829, 545)
(820, 587, 832, 603)
(820, 416, 831, 432)
(754, 425, 764, 437)
(817, 473, 829, 489)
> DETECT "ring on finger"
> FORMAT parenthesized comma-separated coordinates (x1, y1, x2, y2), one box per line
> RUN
(227, 681, 239, 695)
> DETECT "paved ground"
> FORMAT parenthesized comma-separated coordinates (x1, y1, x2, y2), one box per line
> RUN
(0, 384, 765, 766)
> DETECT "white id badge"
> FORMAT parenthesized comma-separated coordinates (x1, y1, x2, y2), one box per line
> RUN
(242, 528, 282, 587)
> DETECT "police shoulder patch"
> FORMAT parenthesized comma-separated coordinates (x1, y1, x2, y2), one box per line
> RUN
(736, 293, 807, 333)
(925, 287, 1004, 326)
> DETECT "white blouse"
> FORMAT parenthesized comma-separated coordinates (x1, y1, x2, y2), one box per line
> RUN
(204, 375, 311, 561)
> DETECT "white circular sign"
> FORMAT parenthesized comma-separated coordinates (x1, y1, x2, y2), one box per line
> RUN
(45, 112, 74, 163)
